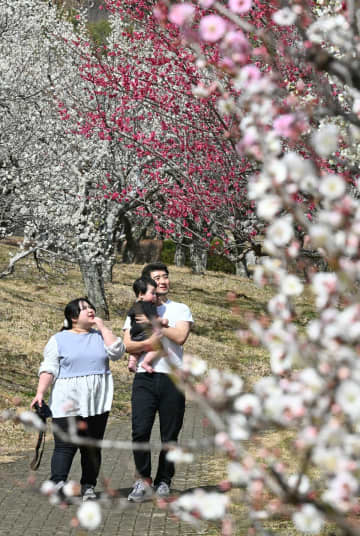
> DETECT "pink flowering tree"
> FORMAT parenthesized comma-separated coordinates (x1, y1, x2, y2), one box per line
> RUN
(60, 0, 262, 274)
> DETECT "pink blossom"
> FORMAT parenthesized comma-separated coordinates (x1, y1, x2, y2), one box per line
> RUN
(228, 0, 252, 14)
(273, 114, 296, 138)
(168, 3, 195, 26)
(199, 15, 226, 42)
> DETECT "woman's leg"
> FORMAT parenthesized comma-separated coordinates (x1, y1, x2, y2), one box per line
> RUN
(50, 417, 78, 483)
(79, 412, 109, 487)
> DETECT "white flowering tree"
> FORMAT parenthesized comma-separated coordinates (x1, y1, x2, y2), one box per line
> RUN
(0, 0, 161, 315)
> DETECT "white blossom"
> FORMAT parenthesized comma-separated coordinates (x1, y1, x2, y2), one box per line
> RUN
(77, 501, 102, 531)
(312, 124, 339, 157)
(292, 504, 324, 534)
(256, 195, 282, 220)
(166, 448, 194, 464)
(281, 274, 304, 297)
(319, 174, 346, 200)
(267, 216, 294, 247)
(272, 7, 297, 26)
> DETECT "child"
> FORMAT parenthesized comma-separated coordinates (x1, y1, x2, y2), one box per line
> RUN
(127, 277, 169, 373)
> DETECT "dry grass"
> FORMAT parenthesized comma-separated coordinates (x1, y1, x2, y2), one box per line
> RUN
(1, 241, 336, 534)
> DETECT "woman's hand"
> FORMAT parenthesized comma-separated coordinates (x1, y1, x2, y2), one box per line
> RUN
(30, 394, 43, 409)
(92, 316, 105, 331)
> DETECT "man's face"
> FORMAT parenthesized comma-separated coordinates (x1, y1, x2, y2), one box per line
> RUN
(150, 270, 170, 297)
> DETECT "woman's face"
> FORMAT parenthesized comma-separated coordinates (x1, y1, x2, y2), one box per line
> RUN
(73, 301, 96, 328)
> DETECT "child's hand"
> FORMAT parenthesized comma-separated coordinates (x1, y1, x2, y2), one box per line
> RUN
(135, 314, 150, 324)
(161, 318, 169, 327)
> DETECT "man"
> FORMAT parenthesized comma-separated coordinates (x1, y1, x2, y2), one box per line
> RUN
(123, 262, 193, 502)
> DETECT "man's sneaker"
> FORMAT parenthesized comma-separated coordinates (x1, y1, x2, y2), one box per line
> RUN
(127, 479, 153, 502)
(155, 482, 170, 498)
(82, 485, 97, 501)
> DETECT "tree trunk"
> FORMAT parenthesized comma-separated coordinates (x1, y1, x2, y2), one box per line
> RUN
(175, 243, 186, 267)
(122, 215, 141, 264)
(235, 260, 248, 277)
(102, 256, 115, 283)
(79, 262, 109, 319)
(190, 244, 207, 274)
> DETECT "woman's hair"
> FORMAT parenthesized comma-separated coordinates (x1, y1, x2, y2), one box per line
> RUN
(61, 297, 96, 331)
(133, 277, 157, 297)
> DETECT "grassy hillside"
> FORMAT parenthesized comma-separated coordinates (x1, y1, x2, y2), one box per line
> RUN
(0, 240, 278, 455)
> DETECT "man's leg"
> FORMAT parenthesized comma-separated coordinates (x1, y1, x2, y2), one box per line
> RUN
(154, 374, 185, 488)
(131, 373, 158, 480)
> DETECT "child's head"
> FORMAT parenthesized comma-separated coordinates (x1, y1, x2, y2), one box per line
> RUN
(133, 277, 157, 302)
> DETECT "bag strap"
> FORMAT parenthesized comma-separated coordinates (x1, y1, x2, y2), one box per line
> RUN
(30, 429, 46, 471)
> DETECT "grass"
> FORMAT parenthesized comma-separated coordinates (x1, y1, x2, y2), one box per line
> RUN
(0, 240, 342, 534)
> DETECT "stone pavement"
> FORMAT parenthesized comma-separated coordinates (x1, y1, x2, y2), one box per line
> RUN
(0, 402, 220, 536)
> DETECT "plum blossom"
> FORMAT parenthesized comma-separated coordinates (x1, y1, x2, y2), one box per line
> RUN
(319, 174, 346, 200)
(168, 3, 195, 26)
(227, 413, 250, 440)
(227, 461, 249, 485)
(40, 480, 57, 496)
(174, 489, 229, 520)
(322, 472, 358, 512)
(63, 480, 80, 497)
(167, 447, 194, 464)
(233, 393, 261, 417)
(248, 174, 271, 200)
(281, 274, 304, 297)
(268, 294, 292, 321)
(309, 224, 334, 251)
(272, 7, 297, 26)
(298, 368, 325, 402)
(273, 114, 296, 138)
(183, 354, 208, 376)
(228, 0, 252, 14)
(267, 217, 294, 247)
(217, 97, 236, 116)
(199, 15, 227, 42)
(292, 504, 324, 534)
(77, 501, 102, 531)
(336, 380, 360, 419)
(256, 195, 282, 220)
(312, 124, 339, 157)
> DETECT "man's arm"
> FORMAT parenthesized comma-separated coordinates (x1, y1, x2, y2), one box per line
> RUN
(123, 329, 161, 354)
(161, 320, 192, 346)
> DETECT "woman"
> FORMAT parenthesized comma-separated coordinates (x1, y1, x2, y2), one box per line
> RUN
(31, 297, 126, 501)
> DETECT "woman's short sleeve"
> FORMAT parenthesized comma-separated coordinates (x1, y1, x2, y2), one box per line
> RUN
(38, 335, 60, 380)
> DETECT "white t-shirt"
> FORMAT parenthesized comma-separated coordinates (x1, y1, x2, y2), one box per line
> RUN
(123, 299, 193, 373)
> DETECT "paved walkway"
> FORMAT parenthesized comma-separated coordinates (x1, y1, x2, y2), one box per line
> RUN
(0, 402, 220, 535)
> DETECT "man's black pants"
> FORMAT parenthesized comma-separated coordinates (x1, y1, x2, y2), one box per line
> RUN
(51, 412, 109, 486)
(131, 372, 185, 486)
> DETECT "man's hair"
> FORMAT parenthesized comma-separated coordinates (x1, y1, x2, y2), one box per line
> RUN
(133, 277, 157, 298)
(141, 262, 169, 279)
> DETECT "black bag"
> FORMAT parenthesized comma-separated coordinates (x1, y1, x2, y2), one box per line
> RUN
(30, 402, 52, 471)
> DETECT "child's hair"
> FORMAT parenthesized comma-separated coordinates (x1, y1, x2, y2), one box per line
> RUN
(133, 277, 157, 298)
(61, 297, 96, 331)
(141, 262, 169, 279)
